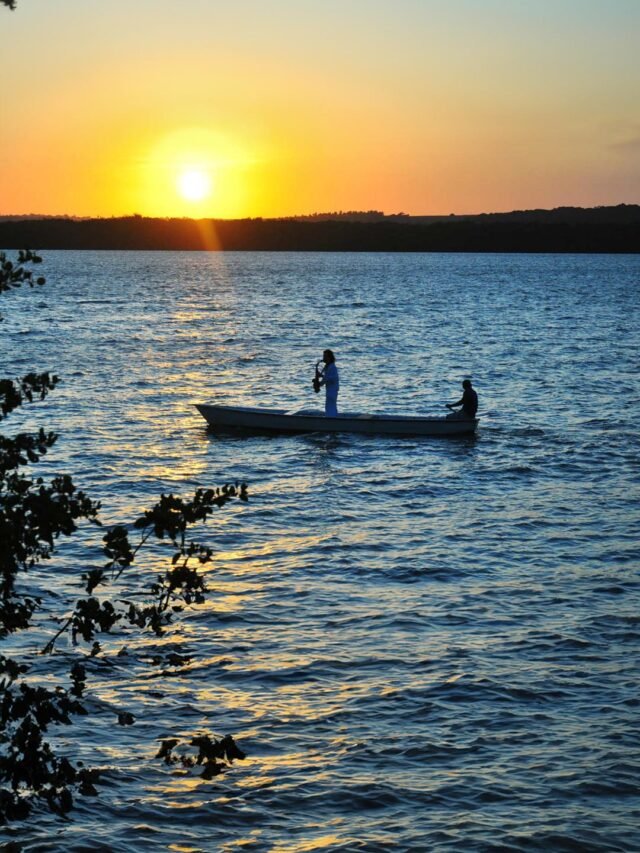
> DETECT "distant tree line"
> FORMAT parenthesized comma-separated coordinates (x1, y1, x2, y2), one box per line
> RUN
(0, 206, 639, 252)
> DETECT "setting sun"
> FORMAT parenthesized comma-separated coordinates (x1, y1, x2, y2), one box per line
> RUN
(119, 127, 258, 218)
(177, 168, 212, 202)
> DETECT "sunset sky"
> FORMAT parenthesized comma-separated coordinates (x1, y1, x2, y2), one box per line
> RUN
(1, 0, 639, 218)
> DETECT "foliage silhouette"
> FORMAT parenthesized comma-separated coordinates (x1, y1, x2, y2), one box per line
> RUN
(0, 251, 248, 823)
(1, 206, 639, 253)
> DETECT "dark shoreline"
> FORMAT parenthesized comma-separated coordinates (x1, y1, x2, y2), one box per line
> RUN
(1, 206, 639, 252)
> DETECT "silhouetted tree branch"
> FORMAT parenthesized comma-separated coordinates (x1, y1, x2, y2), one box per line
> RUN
(1, 2, 248, 821)
(0, 252, 248, 823)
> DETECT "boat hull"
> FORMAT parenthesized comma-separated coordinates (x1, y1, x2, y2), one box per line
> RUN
(195, 404, 478, 437)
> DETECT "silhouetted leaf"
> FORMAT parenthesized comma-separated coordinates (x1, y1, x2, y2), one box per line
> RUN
(1, 249, 249, 821)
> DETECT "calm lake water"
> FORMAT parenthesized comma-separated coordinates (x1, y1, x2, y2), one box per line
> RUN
(2, 251, 639, 852)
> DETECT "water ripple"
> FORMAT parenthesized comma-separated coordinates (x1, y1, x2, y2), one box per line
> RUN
(2, 251, 639, 851)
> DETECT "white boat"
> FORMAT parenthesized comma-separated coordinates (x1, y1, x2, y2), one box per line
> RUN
(195, 404, 478, 437)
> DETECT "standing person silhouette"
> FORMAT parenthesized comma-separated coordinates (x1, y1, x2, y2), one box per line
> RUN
(317, 349, 339, 416)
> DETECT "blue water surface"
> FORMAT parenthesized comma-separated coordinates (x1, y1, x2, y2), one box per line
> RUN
(1, 251, 639, 852)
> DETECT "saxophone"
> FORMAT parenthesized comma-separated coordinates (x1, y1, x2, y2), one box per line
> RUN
(312, 360, 323, 393)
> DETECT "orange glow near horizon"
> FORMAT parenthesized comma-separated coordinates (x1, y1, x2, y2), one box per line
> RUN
(1, 2, 638, 218)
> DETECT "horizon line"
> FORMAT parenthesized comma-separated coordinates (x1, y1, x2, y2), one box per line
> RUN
(1, 202, 638, 222)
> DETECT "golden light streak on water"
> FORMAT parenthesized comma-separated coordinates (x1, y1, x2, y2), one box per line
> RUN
(5, 251, 639, 850)
(273, 833, 363, 852)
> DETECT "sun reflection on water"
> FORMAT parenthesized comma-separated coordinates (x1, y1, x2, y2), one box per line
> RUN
(272, 834, 360, 853)
(6, 252, 639, 849)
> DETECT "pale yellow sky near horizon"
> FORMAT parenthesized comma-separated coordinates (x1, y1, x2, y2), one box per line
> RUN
(1, 0, 639, 218)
